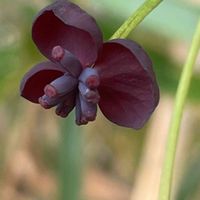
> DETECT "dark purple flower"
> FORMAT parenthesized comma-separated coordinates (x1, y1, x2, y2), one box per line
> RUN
(20, 0, 159, 129)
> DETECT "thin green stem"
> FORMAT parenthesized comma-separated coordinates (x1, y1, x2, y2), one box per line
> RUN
(110, 0, 163, 39)
(159, 19, 200, 200)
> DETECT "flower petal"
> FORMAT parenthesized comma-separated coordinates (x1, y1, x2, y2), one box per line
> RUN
(32, 0, 103, 67)
(20, 61, 65, 103)
(94, 39, 159, 129)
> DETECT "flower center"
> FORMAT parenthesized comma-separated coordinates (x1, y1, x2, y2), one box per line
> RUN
(38, 46, 100, 125)
(76, 68, 100, 125)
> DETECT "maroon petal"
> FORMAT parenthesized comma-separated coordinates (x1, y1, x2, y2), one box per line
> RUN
(32, 0, 103, 67)
(94, 39, 159, 129)
(20, 61, 65, 103)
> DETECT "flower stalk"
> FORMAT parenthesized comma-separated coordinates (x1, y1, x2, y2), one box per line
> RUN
(159, 19, 200, 200)
(110, 0, 163, 39)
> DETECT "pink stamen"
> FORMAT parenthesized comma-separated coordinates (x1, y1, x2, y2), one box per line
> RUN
(86, 75, 100, 89)
(38, 97, 51, 109)
(52, 46, 64, 61)
(44, 84, 57, 98)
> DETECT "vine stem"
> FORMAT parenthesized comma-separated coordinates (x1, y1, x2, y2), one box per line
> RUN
(110, 0, 163, 39)
(159, 19, 200, 200)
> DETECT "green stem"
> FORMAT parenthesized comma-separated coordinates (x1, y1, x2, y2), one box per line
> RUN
(59, 114, 82, 200)
(110, 0, 163, 39)
(159, 19, 200, 200)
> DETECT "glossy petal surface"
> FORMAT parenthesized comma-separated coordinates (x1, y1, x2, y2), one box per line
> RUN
(32, 0, 103, 66)
(94, 40, 159, 129)
(20, 62, 64, 103)
(112, 39, 159, 103)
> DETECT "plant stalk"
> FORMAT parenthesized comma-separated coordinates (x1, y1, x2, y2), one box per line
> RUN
(159, 19, 200, 200)
(110, 0, 163, 39)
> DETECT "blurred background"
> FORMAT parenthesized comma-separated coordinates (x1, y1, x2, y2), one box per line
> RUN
(0, 0, 199, 199)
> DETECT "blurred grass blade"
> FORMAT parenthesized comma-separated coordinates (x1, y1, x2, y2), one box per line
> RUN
(59, 114, 82, 200)
(159, 19, 200, 200)
(176, 156, 200, 200)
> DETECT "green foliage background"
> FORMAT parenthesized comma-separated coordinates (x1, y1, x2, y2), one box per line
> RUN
(0, 0, 199, 200)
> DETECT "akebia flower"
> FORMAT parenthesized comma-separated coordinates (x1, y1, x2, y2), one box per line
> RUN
(20, 0, 159, 129)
